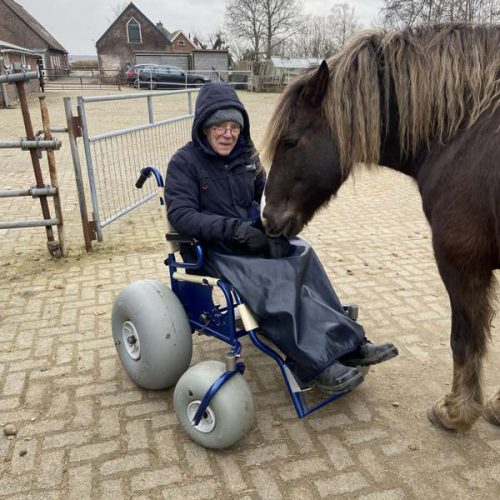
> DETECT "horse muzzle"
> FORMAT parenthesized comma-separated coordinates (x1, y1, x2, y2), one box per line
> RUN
(262, 207, 304, 237)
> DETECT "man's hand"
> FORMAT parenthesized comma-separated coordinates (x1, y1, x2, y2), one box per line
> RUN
(232, 223, 291, 258)
(232, 224, 269, 255)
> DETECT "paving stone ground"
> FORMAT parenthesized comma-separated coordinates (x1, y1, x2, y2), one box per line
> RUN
(0, 88, 498, 499)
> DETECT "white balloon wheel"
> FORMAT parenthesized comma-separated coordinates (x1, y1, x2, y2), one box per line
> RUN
(174, 360, 255, 449)
(112, 280, 192, 390)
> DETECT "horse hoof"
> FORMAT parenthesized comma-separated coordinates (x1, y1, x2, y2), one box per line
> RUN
(427, 405, 456, 432)
(483, 398, 500, 426)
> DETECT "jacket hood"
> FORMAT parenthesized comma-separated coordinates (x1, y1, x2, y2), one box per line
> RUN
(192, 82, 253, 155)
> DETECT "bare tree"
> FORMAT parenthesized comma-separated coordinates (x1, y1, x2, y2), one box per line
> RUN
(329, 3, 361, 49)
(380, 0, 426, 28)
(106, 2, 129, 23)
(225, 0, 303, 61)
(225, 0, 264, 63)
(380, 0, 500, 29)
(260, 0, 304, 59)
(275, 3, 360, 58)
(298, 15, 338, 57)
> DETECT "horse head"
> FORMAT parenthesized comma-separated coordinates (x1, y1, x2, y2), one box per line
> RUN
(262, 61, 344, 237)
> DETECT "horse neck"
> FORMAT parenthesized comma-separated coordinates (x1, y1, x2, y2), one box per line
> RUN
(378, 86, 426, 178)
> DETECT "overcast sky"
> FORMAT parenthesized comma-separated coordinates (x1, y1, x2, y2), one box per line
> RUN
(19, 0, 385, 55)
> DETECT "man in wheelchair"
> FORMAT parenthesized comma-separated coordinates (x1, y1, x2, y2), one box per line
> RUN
(165, 82, 398, 394)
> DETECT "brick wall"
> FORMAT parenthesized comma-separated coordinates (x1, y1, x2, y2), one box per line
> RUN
(97, 6, 170, 76)
(0, 52, 39, 108)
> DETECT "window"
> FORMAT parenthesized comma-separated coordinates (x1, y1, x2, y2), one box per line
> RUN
(177, 40, 185, 46)
(127, 18, 142, 43)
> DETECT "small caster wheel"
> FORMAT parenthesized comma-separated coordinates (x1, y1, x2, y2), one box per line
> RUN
(112, 280, 192, 389)
(174, 360, 255, 449)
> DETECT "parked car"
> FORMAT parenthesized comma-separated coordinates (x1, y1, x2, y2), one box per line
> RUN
(125, 64, 158, 85)
(136, 66, 211, 89)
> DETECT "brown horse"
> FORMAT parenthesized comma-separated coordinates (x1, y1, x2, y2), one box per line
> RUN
(261, 23, 499, 432)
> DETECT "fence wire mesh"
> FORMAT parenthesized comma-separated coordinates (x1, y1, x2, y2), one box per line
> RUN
(89, 117, 192, 227)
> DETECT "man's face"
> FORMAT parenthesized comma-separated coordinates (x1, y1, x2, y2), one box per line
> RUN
(205, 121, 241, 156)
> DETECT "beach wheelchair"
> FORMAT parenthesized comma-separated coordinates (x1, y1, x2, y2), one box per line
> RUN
(111, 166, 362, 449)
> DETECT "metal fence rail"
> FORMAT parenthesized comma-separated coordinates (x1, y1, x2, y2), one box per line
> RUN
(44, 68, 253, 92)
(67, 88, 198, 248)
(0, 67, 65, 257)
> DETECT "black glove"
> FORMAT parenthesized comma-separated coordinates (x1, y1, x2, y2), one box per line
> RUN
(232, 223, 269, 255)
(267, 236, 291, 258)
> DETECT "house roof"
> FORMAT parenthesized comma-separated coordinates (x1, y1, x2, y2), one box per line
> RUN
(95, 1, 171, 47)
(0, 38, 43, 55)
(2, 0, 67, 53)
(270, 57, 323, 69)
(156, 21, 170, 37)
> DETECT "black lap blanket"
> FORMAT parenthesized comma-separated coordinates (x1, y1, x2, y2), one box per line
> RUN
(206, 238, 364, 383)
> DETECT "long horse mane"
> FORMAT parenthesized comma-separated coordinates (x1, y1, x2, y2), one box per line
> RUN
(261, 23, 500, 173)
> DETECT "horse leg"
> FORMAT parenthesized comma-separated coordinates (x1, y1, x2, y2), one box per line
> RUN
(484, 390, 500, 425)
(428, 259, 494, 432)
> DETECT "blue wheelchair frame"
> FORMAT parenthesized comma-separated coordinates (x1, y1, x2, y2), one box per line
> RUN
(138, 166, 354, 424)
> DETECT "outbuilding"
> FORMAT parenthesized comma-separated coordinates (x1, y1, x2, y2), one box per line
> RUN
(0, 39, 41, 108)
(0, 0, 69, 79)
(260, 56, 323, 90)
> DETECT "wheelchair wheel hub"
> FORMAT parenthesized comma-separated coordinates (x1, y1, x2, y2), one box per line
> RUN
(187, 401, 216, 433)
(122, 321, 141, 360)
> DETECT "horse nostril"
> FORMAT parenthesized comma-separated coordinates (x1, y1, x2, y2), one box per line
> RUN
(264, 213, 286, 237)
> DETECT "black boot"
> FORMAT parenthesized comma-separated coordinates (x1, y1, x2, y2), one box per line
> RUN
(340, 339, 399, 367)
(313, 361, 364, 394)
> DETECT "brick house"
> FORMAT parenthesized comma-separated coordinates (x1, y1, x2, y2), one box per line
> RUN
(168, 30, 197, 54)
(0, 39, 41, 108)
(96, 2, 228, 78)
(95, 2, 171, 77)
(0, 0, 69, 78)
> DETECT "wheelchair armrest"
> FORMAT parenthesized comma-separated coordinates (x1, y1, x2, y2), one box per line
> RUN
(165, 232, 199, 245)
(165, 233, 204, 270)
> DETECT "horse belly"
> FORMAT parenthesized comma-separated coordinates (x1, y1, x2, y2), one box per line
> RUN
(419, 113, 500, 269)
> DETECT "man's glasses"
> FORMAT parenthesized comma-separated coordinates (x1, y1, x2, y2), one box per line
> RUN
(212, 124, 241, 136)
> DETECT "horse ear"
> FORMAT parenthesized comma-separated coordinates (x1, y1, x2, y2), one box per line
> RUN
(299, 60, 329, 108)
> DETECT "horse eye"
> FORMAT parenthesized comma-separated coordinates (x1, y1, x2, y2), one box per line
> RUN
(283, 138, 298, 149)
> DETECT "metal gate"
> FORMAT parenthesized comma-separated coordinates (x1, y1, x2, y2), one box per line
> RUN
(65, 89, 197, 251)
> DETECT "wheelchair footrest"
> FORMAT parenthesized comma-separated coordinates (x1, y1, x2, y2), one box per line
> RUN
(283, 365, 311, 393)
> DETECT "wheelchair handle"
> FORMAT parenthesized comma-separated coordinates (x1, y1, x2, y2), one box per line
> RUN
(135, 166, 164, 189)
(135, 170, 151, 188)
